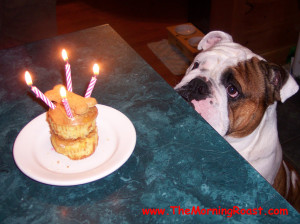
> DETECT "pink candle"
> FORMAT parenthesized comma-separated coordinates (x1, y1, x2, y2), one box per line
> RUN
(85, 64, 99, 98)
(60, 86, 74, 119)
(62, 49, 73, 92)
(25, 71, 56, 110)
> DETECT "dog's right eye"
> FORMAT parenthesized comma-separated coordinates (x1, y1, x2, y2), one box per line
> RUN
(192, 62, 199, 70)
(226, 84, 239, 99)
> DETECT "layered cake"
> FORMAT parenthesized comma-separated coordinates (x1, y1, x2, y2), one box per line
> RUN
(45, 85, 98, 160)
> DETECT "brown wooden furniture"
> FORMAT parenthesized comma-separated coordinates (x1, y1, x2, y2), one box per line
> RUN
(167, 23, 205, 61)
(190, 0, 300, 64)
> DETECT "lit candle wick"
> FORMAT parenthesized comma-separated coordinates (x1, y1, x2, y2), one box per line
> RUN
(60, 86, 74, 118)
(85, 63, 100, 98)
(25, 71, 56, 109)
(62, 49, 72, 92)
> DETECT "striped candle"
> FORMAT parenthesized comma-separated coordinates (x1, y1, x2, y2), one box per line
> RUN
(62, 49, 73, 92)
(25, 71, 56, 110)
(85, 63, 99, 98)
(60, 86, 74, 119)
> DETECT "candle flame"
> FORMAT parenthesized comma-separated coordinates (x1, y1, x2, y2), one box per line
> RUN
(93, 64, 100, 76)
(25, 71, 33, 86)
(62, 49, 68, 61)
(60, 86, 67, 98)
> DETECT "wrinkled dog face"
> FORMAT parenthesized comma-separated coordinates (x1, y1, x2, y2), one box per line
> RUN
(175, 31, 295, 137)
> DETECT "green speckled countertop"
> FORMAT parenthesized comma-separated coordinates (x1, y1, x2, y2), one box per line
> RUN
(0, 25, 299, 223)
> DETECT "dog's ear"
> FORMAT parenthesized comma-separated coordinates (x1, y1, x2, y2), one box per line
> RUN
(280, 72, 299, 103)
(258, 59, 299, 104)
(198, 31, 233, 51)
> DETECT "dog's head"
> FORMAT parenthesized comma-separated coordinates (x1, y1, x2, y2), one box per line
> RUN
(175, 31, 299, 137)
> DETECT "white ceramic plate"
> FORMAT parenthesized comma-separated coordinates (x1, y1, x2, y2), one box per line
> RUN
(13, 104, 136, 186)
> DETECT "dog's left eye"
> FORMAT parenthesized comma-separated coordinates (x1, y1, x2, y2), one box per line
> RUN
(226, 84, 239, 99)
(192, 62, 199, 70)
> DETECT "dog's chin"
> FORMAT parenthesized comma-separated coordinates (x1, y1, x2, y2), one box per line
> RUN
(191, 99, 228, 137)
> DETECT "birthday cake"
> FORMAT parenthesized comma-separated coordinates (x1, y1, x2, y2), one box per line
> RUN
(45, 85, 98, 160)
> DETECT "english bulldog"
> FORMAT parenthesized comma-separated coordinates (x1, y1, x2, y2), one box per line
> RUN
(175, 31, 300, 212)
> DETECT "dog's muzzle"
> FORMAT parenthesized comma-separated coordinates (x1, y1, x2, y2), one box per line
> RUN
(176, 78, 211, 102)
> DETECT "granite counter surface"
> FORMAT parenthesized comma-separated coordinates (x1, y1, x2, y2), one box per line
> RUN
(0, 25, 299, 223)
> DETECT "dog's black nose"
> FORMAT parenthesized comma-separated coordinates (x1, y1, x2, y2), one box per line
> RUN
(176, 78, 211, 102)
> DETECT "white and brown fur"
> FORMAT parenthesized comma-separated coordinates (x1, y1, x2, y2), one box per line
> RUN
(175, 31, 300, 212)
